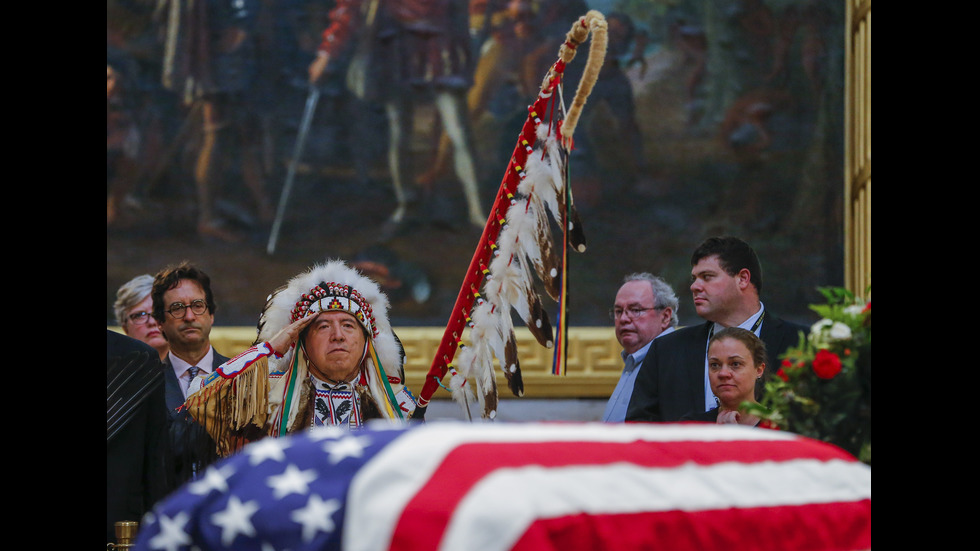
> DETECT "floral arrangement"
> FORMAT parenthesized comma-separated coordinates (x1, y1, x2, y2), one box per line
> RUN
(747, 287, 871, 463)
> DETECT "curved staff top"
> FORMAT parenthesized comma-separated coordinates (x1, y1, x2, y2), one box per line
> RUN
(418, 11, 609, 418)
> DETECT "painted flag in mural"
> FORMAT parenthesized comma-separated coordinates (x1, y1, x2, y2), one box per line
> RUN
(134, 422, 871, 551)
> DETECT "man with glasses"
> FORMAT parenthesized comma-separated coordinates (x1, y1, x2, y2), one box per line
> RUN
(626, 236, 808, 422)
(601, 273, 679, 422)
(113, 274, 169, 361)
(151, 262, 227, 485)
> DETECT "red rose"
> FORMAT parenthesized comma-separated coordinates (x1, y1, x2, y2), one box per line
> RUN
(812, 349, 842, 379)
(776, 368, 789, 382)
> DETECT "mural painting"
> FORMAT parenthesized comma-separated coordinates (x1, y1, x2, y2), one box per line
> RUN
(108, 0, 844, 331)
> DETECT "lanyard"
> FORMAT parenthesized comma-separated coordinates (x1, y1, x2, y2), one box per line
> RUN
(708, 309, 765, 340)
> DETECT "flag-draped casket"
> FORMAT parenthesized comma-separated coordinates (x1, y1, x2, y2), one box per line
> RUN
(134, 422, 871, 550)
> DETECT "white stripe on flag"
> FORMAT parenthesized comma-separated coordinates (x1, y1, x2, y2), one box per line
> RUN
(440, 458, 872, 551)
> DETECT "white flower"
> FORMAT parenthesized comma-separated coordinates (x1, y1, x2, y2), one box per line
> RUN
(810, 318, 832, 333)
(809, 319, 832, 348)
(828, 321, 852, 341)
(809, 319, 852, 348)
(844, 304, 865, 317)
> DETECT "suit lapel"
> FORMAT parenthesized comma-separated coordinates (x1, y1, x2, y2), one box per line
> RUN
(685, 322, 712, 413)
(162, 357, 185, 416)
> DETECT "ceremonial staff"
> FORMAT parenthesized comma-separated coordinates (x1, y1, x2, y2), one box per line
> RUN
(418, 11, 608, 418)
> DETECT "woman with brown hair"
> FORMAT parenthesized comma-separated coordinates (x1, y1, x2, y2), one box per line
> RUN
(685, 327, 770, 426)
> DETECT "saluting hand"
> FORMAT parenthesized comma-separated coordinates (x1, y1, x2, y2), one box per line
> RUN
(269, 314, 318, 356)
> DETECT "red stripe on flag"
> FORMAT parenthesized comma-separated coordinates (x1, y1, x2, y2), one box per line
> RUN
(389, 437, 855, 550)
(510, 501, 872, 551)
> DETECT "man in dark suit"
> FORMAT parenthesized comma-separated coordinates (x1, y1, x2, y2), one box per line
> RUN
(107, 330, 171, 544)
(626, 236, 808, 422)
(152, 262, 226, 486)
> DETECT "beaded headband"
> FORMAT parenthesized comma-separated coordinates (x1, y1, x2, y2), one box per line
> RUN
(290, 281, 378, 339)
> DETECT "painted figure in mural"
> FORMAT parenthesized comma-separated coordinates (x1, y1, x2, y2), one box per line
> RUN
(308, 0, 484, 235)
(184, 260, 421, 456)
(107, 60, 142, 227)
(108, 1, 176, 228)
(576, 10, 646, 188)
(415, 0, 541, 191)
(160, 0, 274, 242)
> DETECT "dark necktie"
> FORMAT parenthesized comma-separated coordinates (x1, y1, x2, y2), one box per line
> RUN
(187, 365, 200, 384)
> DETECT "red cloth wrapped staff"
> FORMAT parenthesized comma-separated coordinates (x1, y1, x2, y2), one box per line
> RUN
(418, 11, 608, 415)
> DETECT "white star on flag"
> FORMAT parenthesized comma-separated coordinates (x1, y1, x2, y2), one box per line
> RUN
(247, 436, 287, 465)
(188, 464, 236, 495)
(147, 511, 192, 551)
(291, 494, 341, 542)
(324, 434, 370, 464)
(268, 464, 318, 499)
(211, 496, 260, 546)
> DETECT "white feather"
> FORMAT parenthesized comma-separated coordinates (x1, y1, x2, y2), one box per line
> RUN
(446, 368, 475, 418)
(485, 251, 534, 324)
(470, 286, 521, 373)
(521, 127, 567, 225)
(455, 342, 476, 380)
(471, 337, 499, 420)
(509, 195, 561, 300)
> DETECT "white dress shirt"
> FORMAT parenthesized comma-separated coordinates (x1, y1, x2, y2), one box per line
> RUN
(602, 326, 675, 422)
(169, 347, 215, 399)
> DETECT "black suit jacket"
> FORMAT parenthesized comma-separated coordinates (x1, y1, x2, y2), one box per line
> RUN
(163, 349, 228, 486)
(626, 313, 807, 422)
(107, 331, 172, 544)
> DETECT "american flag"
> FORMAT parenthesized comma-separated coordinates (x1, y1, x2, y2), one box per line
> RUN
(134, 422, 871, 551)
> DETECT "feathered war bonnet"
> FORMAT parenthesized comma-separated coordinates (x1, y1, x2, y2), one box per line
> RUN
(257, 259, 411, 433)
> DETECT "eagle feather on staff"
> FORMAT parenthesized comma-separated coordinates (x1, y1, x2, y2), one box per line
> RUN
(440, 11, 608, 420)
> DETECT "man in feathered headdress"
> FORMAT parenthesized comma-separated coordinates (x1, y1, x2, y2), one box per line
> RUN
(185, 260, 420, 456)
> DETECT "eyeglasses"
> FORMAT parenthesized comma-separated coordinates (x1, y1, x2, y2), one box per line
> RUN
(166, 299, 209, 319)
(127, 311, 153, 325)
(609, 306, 661, 321)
